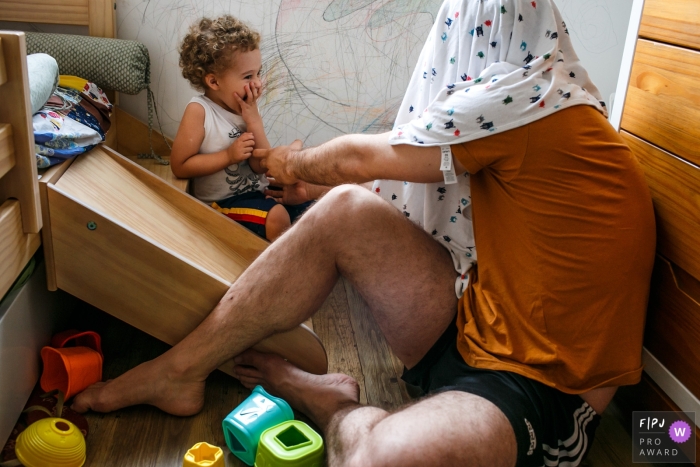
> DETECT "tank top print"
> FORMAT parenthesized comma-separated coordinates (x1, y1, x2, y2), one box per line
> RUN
(190, 95, 268, 203)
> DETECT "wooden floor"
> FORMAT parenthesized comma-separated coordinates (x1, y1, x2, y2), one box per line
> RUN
(60, 278, 677, 466)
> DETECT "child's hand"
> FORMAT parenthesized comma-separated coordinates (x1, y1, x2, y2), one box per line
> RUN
(234, 83, 262, 126)
(264, 177, 313, 205)
(227, 132, 255, 164)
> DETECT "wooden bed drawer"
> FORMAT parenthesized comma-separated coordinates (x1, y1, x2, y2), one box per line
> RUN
(639, 0, 700, 50)
(0, 200, 41, 300)
(645, 255, 700, 399)
(621, 40, 700, 167)
(623, 132, 700, 282)
(39, 146, 327, 376)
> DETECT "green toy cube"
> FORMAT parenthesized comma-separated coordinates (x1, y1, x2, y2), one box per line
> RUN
(254, 420, 324, 467)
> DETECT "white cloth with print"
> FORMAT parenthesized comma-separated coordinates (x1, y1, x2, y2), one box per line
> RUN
(373, 0, 607, 297)
(190, 95, 269, 203)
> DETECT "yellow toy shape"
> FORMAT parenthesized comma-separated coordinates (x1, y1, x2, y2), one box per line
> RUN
(183, 442, 224, 467)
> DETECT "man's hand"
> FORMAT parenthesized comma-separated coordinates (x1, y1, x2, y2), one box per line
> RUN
(227, 132, 255, 164)
(264, 177, 314, 205)
(234, 83, 262, 128)
(253, 139, 304, 184)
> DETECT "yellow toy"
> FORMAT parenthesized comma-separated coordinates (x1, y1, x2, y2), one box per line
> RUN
(183, 442, 224, 467)
(15, 417, 86, 467)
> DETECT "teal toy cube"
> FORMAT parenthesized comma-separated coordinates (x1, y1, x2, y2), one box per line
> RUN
(222, 386, 294, 466)
(254, 421, 324, 467)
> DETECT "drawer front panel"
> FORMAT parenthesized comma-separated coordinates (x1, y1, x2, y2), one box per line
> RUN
(47, 185, 228, 345)
(621, 40, 700, 167)
(639, 0, 700, 50)
(623, 132, 700, 282)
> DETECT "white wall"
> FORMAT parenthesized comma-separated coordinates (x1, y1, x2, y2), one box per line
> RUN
(115, 0, 437, 144)
(1, 0, 635, 144)
(115, 0, 634, 144)
(555, 0, 634, 113)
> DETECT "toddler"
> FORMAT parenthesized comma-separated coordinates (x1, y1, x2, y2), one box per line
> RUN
(171, 15, 293, 241)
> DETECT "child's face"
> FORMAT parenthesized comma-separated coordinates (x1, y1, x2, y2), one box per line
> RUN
(206, 48, 263, 114)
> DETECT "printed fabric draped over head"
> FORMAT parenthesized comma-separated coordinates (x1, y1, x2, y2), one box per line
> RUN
(373, 0, 607, 297)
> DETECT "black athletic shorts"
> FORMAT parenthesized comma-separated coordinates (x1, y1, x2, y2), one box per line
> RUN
(402, 322, 601, 467)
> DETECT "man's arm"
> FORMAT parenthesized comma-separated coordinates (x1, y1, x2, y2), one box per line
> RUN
(253, 132, 467, 186)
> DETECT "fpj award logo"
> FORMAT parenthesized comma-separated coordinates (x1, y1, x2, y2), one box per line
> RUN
(633, 411, 696, 463)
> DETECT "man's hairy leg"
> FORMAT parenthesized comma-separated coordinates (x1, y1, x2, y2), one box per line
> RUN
(331, 391, 517, 467)
(233, 351, 516, 467)
(72, 185, 457, 415)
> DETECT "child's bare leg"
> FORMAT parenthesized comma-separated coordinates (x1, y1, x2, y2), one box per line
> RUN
(265, 203, 291, 241)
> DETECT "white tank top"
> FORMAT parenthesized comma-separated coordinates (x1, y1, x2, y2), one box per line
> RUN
(190, 95, 268, 203)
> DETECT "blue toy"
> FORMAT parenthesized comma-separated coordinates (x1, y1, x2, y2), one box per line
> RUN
(223, 385, 294, 466)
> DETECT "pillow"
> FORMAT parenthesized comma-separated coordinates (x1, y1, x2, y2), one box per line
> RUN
(25, 33, 150, 95)
(26, 53, 59, 114)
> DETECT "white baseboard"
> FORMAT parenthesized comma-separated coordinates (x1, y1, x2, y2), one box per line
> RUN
(643, 347, 700, 426)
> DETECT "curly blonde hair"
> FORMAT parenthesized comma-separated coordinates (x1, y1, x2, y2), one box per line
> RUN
(179, 15, 261, 92)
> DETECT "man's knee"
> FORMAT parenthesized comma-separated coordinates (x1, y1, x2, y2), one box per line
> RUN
(335, 392, 517, 467)
(304, 184, 389, 226)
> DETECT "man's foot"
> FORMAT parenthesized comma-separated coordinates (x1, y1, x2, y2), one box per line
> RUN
(71, 358, 205, 416)
(232, 350, 360, 431)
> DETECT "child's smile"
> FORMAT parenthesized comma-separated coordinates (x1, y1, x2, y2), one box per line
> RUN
(205, 48, 263, 114)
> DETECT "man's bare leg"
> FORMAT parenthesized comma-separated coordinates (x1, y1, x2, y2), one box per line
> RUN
(72, 185, 458, 415)
(232, 351, 517, 467)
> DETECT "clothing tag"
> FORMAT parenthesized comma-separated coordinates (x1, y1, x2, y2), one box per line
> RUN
(443, 164, 458, 184)
(440, 145, 452, 171)
(440, 145, 458, 185)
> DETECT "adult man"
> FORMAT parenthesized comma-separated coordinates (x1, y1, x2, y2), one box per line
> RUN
(73, 0, 655, 465)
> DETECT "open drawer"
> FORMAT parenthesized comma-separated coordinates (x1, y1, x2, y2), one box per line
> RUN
(39, 145, 328, 376)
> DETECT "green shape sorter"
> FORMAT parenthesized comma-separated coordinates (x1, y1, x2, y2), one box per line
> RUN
(254, 420, 324, 467)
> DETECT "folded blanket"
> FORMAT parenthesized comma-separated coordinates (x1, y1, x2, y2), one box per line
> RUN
(50, 81, 113, 135)
(34, 108, 102, 167)
(26, 54, 59, 115)
(34, 110, 103, 148)
(34, 82, 113, 168)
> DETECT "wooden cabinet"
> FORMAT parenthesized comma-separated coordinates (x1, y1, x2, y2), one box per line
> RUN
(620, 0, 700, 455)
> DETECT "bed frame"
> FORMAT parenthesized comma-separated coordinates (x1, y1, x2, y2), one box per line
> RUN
(0, 0, 115, 38)
(0, 32, 41, 305)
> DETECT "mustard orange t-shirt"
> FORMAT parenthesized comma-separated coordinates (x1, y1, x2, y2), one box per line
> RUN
(451, 105, 655, 394)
